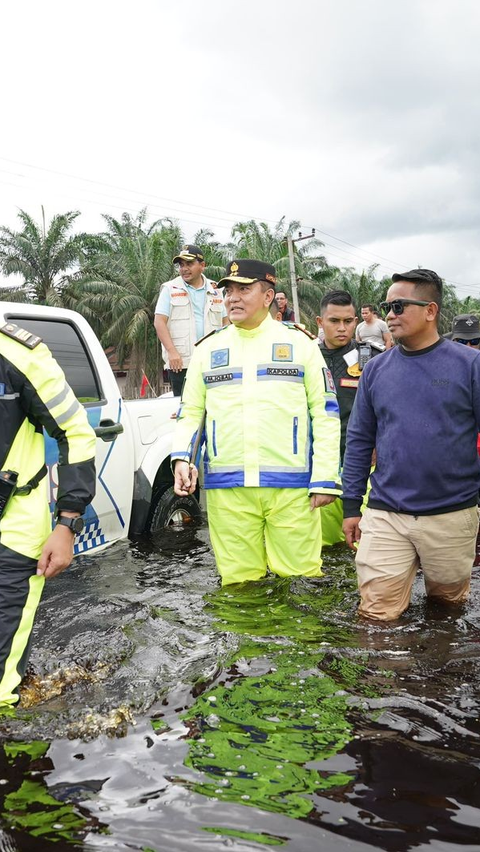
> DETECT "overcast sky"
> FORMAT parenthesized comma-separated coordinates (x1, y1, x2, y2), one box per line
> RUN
(2, 0, 480, 298)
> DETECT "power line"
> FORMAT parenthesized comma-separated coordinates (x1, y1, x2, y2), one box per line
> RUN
(0, 154, 478, 293)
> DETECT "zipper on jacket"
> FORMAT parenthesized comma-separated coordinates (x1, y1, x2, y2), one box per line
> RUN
(212, 420, 218, 456)
(293, 416, 298, 455)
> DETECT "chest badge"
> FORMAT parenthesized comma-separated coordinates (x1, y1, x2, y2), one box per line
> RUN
(211, 348, 229, 369)
(347, 363, 362, 377)
(272, 343, 293, 361)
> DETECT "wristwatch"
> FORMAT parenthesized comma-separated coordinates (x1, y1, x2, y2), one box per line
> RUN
(56, 515, 85, 534)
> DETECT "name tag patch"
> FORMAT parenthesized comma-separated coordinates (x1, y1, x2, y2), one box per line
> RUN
(267, 367, 299, 377)
(205, 372, 233, 384)
(340, 378, 359, 388)
(272, 343, 293, 361)
(211, 348, 229, 368)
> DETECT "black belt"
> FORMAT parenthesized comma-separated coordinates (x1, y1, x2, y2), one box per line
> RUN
(16, 464, 48, 496)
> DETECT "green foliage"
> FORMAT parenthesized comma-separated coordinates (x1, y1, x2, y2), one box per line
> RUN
(2, 204, 477, 377)
(0, 207, 89, 305)
(71, 210, 184, 395)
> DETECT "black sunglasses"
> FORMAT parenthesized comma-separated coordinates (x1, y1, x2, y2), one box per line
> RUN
(456, 337, 480, 346)
(379, 299, 431, 316)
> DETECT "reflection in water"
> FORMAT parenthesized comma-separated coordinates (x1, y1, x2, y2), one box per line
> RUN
(0, 740, 100, 847)
(0, 531, 479, 850)
(177, 576, 382, 821)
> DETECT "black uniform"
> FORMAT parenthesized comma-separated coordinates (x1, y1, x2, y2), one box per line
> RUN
(319, 340, 360, 462)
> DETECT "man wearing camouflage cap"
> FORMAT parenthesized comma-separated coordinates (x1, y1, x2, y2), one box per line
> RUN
(172, 258, 342, 585)
(154, 244, 227, 396)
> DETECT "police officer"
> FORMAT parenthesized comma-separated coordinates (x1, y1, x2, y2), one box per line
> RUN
(317, 290, 361, 463)
(154, 244, 227, 396)
(172, 259, 342, 585)
(0, 321, 96, 706)
(316, 290, 363, 546)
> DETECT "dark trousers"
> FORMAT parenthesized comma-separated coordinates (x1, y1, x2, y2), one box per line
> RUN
(168, 369, 187, 397)
(0, 544, 43, 706)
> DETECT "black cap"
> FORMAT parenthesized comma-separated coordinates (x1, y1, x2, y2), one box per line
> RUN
(391, 268, 442, 285)
(451, 314, 480, 340)
(218, 258, 277, 288)
(172, 244, 205, 264)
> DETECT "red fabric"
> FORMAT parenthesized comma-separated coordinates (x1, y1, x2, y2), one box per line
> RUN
(477, 433, 480, 456)
(140, 373, 149, 398)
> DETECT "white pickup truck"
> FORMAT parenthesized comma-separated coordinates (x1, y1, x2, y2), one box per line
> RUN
(0, 301, 202, 556)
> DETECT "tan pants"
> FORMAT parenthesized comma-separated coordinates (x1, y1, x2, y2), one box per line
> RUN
(356, 507, 479, 621)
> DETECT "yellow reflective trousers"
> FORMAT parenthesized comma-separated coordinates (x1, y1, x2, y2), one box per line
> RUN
(206, 487, 324, 585)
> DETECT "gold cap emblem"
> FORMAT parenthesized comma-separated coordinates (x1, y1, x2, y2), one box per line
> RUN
(230, 262, 239, 276)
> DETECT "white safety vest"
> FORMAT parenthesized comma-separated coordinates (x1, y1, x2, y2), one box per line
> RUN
(159, 276, 225, 368)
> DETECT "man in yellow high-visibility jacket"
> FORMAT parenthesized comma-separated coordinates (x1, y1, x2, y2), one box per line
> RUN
(0, 322, 96, 706)
(172, 259, 342, 585)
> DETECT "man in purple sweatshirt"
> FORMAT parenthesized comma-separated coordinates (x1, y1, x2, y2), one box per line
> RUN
(342, 269, 480, 620)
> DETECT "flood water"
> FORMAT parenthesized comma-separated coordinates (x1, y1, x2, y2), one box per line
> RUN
(1, 522, 480, 851)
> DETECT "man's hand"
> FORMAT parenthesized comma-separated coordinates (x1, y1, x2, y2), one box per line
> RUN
(37, 525, 75, 579)
(310, 494, 337, 510)
(174, 460, 198, 496)
(168, 348, 184, 372)
(343, 516, 362, 549)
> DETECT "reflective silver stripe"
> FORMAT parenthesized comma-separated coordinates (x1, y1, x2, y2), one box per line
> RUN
(54, 399, 81, 425)
(205, 463, 243, 473)
(326, 409, 340, 418)
(0, 393, 20, 400)
(45, 382, 70, 411)
(257, 363, 304, 371)
(257, 374, 305, 383)
(259, 464, 310, 473)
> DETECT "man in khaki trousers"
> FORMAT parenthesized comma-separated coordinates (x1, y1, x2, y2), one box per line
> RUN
(342, 269, 480, 620)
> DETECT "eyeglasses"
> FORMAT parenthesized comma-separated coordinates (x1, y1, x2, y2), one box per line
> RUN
(455, 337, 480, 346)
(379, 299, 431, 316)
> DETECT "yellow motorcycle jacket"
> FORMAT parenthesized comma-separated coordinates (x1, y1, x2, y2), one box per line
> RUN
(0, 324, 96, 559)
(173, 314, 342, 494)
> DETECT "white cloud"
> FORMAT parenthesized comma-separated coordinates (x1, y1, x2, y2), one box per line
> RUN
(1, 0, 480, 292)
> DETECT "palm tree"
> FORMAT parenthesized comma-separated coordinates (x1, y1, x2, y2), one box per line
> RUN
(228, 218, 330, 330)
(72, 214, 184, 396)
(0, 207, 88, 305)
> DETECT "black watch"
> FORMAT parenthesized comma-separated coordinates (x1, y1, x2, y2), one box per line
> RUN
(56, 515, 84, 534)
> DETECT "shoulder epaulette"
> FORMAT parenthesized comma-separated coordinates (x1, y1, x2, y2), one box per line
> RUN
(0, 322, 42, 349)
(195, 325, 228, 347)
(284, 321, 317, 340)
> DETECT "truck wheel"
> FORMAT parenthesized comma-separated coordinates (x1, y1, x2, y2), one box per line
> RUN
(149, 487, 202, 532)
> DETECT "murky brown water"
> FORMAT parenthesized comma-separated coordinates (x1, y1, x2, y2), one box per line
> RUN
(1, 524, 480, 851)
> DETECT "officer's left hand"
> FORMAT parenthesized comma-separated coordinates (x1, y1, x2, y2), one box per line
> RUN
(309, 494, 337, 510)
(36, 526, 74, 579)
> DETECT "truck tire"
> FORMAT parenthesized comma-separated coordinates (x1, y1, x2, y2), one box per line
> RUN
(148, 487, 202, 532)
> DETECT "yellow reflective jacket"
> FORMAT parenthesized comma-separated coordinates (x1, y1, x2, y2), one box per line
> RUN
(0, 328, 96, 558)
(173, 314, 342, 494)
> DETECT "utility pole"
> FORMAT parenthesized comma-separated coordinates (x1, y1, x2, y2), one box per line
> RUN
(286, 229, 315, 322)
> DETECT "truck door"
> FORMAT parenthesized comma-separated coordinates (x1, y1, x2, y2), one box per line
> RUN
(8, 315, 134, 554)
